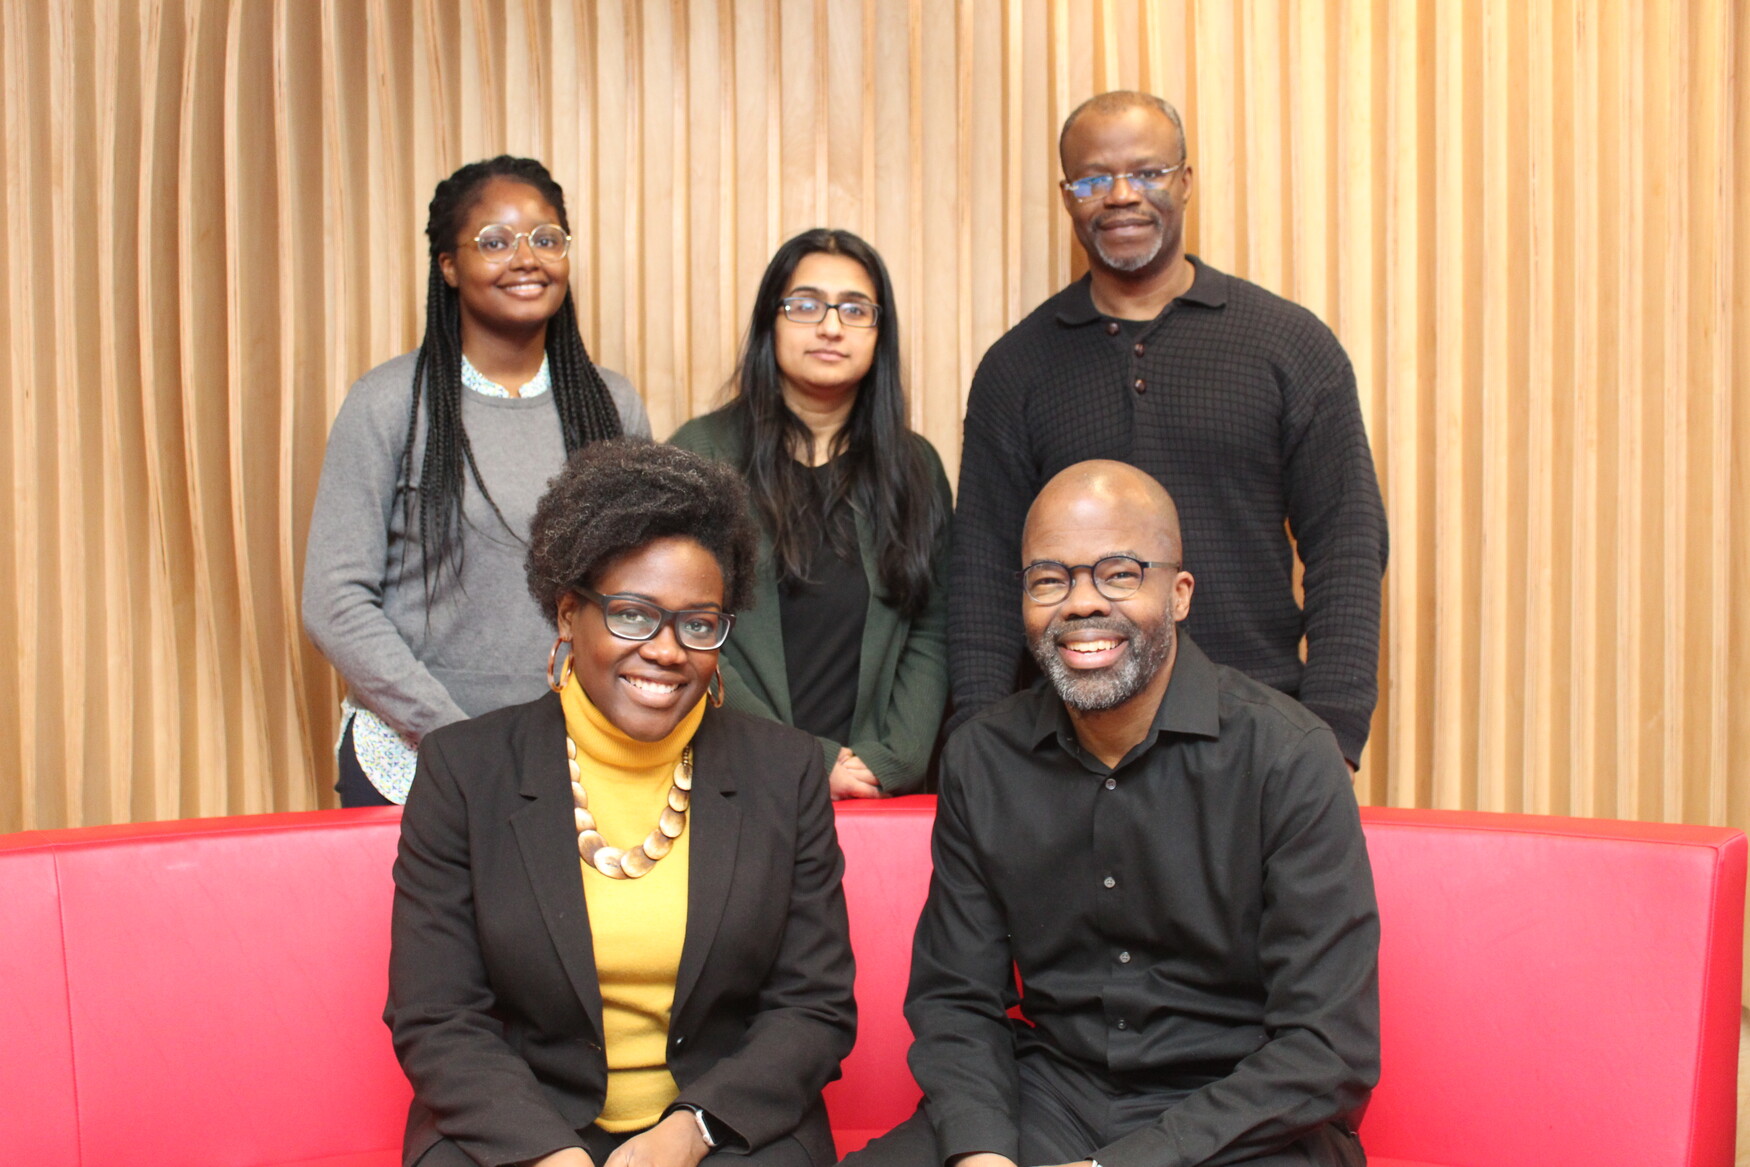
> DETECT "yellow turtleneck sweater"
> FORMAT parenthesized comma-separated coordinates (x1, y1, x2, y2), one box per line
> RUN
(560, 679, 707, 1132)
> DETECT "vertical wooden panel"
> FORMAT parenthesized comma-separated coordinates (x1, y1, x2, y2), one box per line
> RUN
(1567, 0, 1603, 820)
(1703, 0, 1737, 831)
(1429, 0, 1470, 809)
(2, 0, 49, 830)
(1730, 0, 1750, 857)
(636, 0, 678, 426)
(0, 0, 19, 835)
(868, 0, 909, 380)
(1381, 0, 1434, 809)
(275, 0, 330, 808)
(1282, 0, 1329, 320)
(1521, 0, 1562, 814)
(138, 0, 193, 819)
(679, 0, 729, 417)
(49, 0, 100, 827)
(95, 0, 149, 822)
(1189, 1, 1238, 269)
(1475, 0, 1511, 811)
(222, 0, 276, 815)
(1614, 0, 1648, 822)
(1334, 0, 1382, 802)
(501, 0, 541, 156)
(1241, 0, 1284, 294)
(176, 0, 235, 815)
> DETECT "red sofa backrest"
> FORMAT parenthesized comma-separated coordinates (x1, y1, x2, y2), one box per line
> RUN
(0, 810, 409, 1167)
(822, 796, 937, 1152)
(0, 801, 1741, 1167)
(823, 803, 1748, 1167)
(1358, 809, 1744, 1167)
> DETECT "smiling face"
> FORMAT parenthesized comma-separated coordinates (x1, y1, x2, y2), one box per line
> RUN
(1059, 104, 1192, 279)
(772, 251, 880, 410)
(1021, 465, 1193, 713)
(437, 176, 570, 342)
(556, 535, 726, 742)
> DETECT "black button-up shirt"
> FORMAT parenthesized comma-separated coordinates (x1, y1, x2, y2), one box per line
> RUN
(907, 636, 1379, 1167)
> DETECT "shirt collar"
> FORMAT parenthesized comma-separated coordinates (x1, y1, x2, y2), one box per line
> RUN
(1027, 631, 1224, 760)
(1053, 254, 1228, 327)
(461, 353, 552, 399)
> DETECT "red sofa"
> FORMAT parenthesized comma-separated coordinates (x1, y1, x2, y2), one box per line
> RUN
(1, 800, 1740, 1167)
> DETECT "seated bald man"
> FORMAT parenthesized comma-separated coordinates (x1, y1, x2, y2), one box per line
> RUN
(846, 461, 1379, 1167)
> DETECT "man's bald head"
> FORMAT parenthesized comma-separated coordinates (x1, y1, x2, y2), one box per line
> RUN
(1024, 460, 1183, 565)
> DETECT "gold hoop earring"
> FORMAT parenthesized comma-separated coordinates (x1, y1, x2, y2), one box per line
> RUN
(547, 636, 575, 693)
(707, 668, 724, 708)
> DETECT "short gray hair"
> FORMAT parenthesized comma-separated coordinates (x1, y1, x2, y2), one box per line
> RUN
(1058, 91, 1187, 169)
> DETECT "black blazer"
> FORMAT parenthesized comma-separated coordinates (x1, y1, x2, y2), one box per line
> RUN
(386, 693, 856, 1167)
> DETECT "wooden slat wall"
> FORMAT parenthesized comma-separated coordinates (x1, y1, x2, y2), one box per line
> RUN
(2, 1, 1743, 850)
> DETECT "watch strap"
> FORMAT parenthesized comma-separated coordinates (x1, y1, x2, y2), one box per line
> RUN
(669, 1102, 719, 1149)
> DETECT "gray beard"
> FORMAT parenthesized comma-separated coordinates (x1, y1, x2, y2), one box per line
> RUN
(1029, 613, 1175, 712)
(1093, 232, 1163, 273)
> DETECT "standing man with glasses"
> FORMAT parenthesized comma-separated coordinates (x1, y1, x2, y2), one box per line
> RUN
(948, 91, 1387, 770)
(843, 460, 1379, 1167)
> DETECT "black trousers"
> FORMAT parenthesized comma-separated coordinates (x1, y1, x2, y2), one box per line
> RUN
(335, 718, 395, 807)
(414, 1123, 820, 1167)
(839, 1049, 1365, 1167)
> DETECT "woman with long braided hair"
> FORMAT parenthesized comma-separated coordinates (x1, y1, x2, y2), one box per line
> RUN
(304, 156, 649, 806)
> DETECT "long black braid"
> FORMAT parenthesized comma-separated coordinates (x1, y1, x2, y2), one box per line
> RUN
(401, 155, 624, 600)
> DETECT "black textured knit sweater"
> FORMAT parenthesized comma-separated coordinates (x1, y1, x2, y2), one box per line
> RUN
(949, 258, 1388, 764)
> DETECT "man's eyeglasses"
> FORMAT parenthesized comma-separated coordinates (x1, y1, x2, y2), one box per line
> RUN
(1059, 164, 1185, 202)
(780, 297, 881, 329)
(1018, 556, 1180, 605)
(575, 587, 734, 650)
(470, 223, 571, 265)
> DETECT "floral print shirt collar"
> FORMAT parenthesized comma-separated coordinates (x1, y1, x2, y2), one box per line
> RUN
(461, 353, 551, 399)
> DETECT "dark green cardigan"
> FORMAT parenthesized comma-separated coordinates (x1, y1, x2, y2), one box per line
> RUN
(670, 408, 951, 794)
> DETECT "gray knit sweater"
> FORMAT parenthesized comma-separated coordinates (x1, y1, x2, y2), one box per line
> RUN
(301, 351, 650, 740)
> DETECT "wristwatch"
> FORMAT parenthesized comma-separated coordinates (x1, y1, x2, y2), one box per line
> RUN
(670, 1103, 720, 1150)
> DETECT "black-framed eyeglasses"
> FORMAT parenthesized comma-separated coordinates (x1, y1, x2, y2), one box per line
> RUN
(1059, 164, 1185, 202)
(575, 587, 735, 650)
(779, 296, 881, 328)
(470, 223, 571, 265)
(1017, 556, 1181, 604)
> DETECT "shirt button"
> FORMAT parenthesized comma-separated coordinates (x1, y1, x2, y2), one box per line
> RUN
(1132, 343, 1146, 357)
(1116, 1019, 1128, 1030)
(1133, 378, 1146, 394)
(1103, 777, 1116, 790)
(1103, 875, 1116, 889)
(1118, 951, 1132, 963)
(1105, 321, 1120, 335)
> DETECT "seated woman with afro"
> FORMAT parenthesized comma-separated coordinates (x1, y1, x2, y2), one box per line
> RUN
(386, 438, 855, 1167)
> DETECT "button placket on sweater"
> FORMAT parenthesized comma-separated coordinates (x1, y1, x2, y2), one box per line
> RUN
(1120, 305, 1175, 398)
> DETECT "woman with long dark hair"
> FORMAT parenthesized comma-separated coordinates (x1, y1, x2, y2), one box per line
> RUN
(671, 228, 949, 798)
(304, 156, 649, 806)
